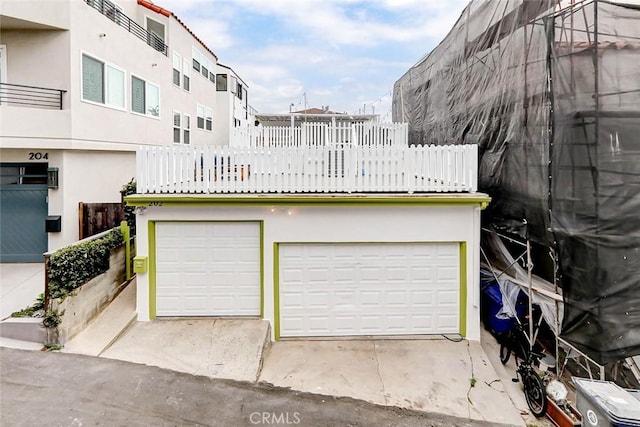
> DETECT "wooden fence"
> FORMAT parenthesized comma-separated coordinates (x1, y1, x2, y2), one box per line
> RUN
(137, 144, 478, 194)
(78, 202, 124, 239)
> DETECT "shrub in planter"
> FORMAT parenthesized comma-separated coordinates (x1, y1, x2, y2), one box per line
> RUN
(47, 229, 124, 299)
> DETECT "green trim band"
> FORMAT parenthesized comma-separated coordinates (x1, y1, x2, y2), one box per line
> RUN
(273, 243, 281, 340)
(121, 221, 131, 280)
(260, 222, 265, 319)
(126, 194, 490, 210)
(459, 242, 467, 338)
(148, 221, 157, 320)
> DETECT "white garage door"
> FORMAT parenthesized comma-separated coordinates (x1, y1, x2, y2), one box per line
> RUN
(155, 222, 260, 316)
(279, 243, 460, 337)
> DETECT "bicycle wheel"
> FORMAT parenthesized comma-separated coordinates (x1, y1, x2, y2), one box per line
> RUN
(523, 370, 547, 417)
(499, 342, 511, 365)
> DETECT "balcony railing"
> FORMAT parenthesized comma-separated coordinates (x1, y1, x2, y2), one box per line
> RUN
(232, 122, 409, 148)
(85, 0, 168, 55)
(0, 83, 66, 109)
(137, 144, 478, 194)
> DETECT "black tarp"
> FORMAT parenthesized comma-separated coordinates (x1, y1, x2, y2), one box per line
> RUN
(393, 0, 640, 364)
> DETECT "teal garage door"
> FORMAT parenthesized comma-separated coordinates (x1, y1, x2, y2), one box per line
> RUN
(0, 164, 48, 263)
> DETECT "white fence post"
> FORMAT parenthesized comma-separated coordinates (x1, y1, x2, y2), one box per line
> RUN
(136, 146, 145, 194)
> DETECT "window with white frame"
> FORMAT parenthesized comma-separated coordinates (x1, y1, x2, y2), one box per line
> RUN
(173, 111, 181, 144)
(172, 52, 181, 86)
(205, 108, 212, 130)
(192, 47, 216, 82)
(183, 113, 191, 144)
(183, 58, 191, 92)
(81, 53, 125, 109)
(203, 58, 215, 79)
(131, 75, 160, 117)
(197, 104, 212, 131)
(192, 47, 202, 73)
(201, 59, 209, 79)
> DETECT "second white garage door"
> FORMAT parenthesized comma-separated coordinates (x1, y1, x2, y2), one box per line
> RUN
(278, 242, 460, 337)
(155, 222, 260, 317)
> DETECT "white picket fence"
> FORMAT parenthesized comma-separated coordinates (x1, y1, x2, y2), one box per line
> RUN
(231, 122, 409, 147)
(136, 144, 478, 194)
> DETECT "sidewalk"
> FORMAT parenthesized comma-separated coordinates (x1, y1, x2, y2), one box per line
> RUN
(0, 263, 44, 320)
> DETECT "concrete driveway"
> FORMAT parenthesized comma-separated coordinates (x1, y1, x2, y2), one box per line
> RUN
(100, 318, 271, 382)
(259, 339, 525, 426)
(95, 320, 524, 425)
(58, 287, 528, 426)
(0, 263, 45, 319)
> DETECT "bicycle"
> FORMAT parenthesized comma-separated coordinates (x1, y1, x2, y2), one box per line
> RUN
(499, 316, 548, 418)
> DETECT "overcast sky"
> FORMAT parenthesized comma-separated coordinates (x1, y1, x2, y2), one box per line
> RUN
(158, 0, 468, 120)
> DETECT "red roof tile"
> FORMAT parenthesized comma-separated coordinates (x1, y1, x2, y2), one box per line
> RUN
(137, 0, 218, 60)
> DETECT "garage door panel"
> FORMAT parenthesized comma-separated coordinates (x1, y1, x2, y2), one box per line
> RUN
(411, 314, 434, 328)
(184, 297, 209, 311)
(156, 222, 260, 317)
(157, 296, 180, 314)
(282, 294, 303, 308)
(438, 290, 458, 305)
(413, 291, 434, 305)
(279, 242, 459, 337)
(360, 291, 382, 305)
(386, 291, 408, 305)
(437, 314, 459, 331)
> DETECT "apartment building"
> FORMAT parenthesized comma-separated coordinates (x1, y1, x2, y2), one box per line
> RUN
(0, 0, 248, 262)
(213, 63, 254, 146)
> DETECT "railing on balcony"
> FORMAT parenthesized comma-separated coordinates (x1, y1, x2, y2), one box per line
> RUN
(231, 122, 409, 147)
(136, 144, 478, 194)
(0, 83, 66, 109)
(85, 0, 168, 55)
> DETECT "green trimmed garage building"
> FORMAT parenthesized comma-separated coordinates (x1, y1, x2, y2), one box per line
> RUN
(127, 194, 489, 341)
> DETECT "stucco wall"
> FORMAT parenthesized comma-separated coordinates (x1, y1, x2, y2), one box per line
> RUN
(67, 0, 219, 148)
(0, 29, 70, 95)
(134, 201, 483, 341)
(1, 0, 221, 149)
(1, 0, 70, 30)
(50, 150, 135, 250)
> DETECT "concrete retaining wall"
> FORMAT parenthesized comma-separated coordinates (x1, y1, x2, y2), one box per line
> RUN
(51, 246, 126, 344)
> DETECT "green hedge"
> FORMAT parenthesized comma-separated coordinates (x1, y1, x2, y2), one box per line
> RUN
(47, 229, 124, 299)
